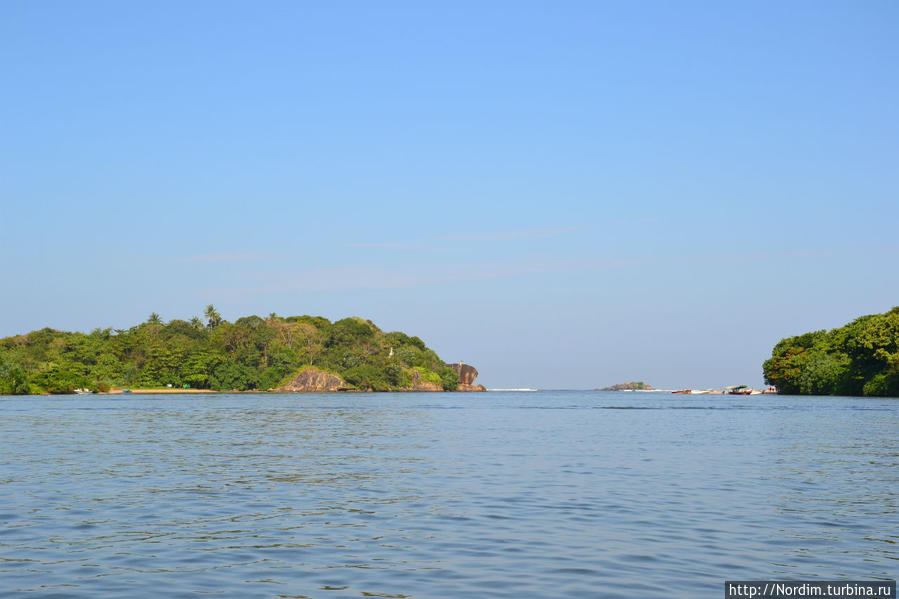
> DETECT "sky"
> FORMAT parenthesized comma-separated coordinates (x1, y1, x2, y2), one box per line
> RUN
(2, 1, 897, 389)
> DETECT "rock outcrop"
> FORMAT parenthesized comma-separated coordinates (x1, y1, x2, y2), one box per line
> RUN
(408, 369, 443, 392)
(277, 368, 349, 392)
(276, 364, 487, 393)
(446, 362, 487, 392)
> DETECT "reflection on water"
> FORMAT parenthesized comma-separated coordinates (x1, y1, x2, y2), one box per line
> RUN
(0, 392, 896, 598)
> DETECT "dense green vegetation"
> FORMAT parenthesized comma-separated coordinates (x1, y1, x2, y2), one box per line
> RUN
(599, 381, 654, 391)
(763, 307, 899, 396)
(0, 307, 460, 394)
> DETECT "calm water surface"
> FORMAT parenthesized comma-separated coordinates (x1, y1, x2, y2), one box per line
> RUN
(0, 391, 896, 598)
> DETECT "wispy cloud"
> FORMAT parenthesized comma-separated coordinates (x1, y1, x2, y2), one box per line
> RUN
(188, 245, 899, 296)
(343, 225, 584, 250)
(176, 252, 284, 263)
(194, 259, 570, 295)
(434, 226, 581, 243)
(342, 241, 420, 250)
(344, 220, 664, 249)
(191, 257, 631, 295)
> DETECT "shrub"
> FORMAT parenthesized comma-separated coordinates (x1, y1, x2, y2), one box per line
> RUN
(439, 367, 459, 391)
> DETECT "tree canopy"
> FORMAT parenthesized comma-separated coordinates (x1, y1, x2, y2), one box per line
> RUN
(763, 307, 899, 396)
(0, 311, 461, 395)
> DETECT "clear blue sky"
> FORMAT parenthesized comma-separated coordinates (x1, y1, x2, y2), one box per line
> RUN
(2, 1, 897, 389)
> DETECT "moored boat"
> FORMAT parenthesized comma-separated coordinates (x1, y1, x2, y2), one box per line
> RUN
(726, 385, 753, 395)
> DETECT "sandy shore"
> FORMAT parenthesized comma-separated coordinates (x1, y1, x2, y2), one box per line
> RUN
(103, 388, 218, 394)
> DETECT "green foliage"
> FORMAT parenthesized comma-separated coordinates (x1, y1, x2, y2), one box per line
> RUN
(326, 317, 376, 347)
(35, 365, 83, 394)
(764, 307, 899, 396)
(797, 351, 850, 395)
(0, 359, 31, 395)
(343, 364, 387, 391)
(0, 309, 460, 394)
(210, 361, 258, 391)
(439, 366, 460, 391)
(285, 315, 331, 328)
(413, 366, 441, 384)
(384, 363, 402, 386)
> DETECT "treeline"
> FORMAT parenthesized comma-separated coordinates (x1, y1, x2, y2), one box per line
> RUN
(763, 307, 899, 396)
(0, 307, 460, 394)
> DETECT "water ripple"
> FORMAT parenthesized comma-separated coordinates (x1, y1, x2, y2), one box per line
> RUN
(0, 392, 896, 597)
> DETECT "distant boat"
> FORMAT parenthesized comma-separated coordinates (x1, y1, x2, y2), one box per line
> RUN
(74, 388, 91, 395)
(727, 385, 753, 395)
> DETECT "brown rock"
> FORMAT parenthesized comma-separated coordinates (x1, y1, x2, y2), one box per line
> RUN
(277, 367, 349, 392)
(457, 383, 487, 392)
(445, 362, 486, 391)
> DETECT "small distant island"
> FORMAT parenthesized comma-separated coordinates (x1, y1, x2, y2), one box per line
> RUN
(764, 306, 899, 396)
(0, 306, 485, 395)
(598, 381, 655, 391)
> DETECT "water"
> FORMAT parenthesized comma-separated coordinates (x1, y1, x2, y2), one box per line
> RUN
(0, 391, 895, 598)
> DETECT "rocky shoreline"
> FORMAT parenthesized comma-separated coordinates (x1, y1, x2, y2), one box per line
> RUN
(276, 362, 486, 393)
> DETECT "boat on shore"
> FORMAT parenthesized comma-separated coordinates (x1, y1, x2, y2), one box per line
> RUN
(671, 386, 763, 395)
(726, 385, 752, 395)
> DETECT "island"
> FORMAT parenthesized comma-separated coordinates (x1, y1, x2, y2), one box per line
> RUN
(598, 381, 655, 391)
(0, 306, 485, 395)
(763, 306, 899, 396)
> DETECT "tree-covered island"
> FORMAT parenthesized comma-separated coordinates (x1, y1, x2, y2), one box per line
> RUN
(0, 307, 482, 395)
(763, 306, 899, 396)
(598, 381, 655, 391)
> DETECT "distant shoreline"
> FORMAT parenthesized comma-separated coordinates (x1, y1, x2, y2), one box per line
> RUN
(11, 387, 486, 396)
(0, 313, 483, 395)
(104, 388, 217, 394)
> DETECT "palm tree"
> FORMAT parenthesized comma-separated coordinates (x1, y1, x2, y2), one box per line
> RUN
(204, 304, 222, 329)
(146, 312, 163, 339)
